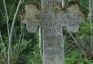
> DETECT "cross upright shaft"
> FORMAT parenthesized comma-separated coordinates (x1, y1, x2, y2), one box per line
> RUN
(41, 0, 64, 64)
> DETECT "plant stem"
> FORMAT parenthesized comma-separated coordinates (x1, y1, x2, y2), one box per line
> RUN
(3, 0, 9, 38)
(8, 0, 22, 64)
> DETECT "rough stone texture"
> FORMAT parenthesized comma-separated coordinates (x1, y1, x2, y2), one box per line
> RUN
(58, 12, 83, 32)
(20, 4, 40, 33)
(41, 10, 64, 64)
(20, 0, 85, 64)
(41, 0, 64, 64)
(41, 0, 85, 64)
(57, 4, 85, 32)
(26, 20, 39, 33)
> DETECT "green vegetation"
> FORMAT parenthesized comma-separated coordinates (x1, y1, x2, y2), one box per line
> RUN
(0, 0, 93, 64)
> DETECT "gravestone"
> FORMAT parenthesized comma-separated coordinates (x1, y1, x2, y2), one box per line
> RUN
(41, 0, 64, 64)
(20, 0, 85, 64)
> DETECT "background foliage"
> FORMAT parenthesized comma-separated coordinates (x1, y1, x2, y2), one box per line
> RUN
(0, 0, 93, 64)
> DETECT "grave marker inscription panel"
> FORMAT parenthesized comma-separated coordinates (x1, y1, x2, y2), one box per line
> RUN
(41, 0, 64, 64)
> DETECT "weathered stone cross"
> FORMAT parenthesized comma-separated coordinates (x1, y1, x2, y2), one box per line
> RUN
(20, 0, 85, 64)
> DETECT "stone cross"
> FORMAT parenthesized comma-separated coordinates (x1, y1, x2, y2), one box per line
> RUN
(20, 0, 85, 64)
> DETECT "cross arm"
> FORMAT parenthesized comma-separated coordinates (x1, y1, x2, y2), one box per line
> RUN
(19, 4, 41, 33)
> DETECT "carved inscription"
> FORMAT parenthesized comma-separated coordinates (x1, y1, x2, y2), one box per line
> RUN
(58, 12, 84, 32)
(41, 0, 85, 63)
(66, 13, 82, 32)
(41, 9, 64, 64)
